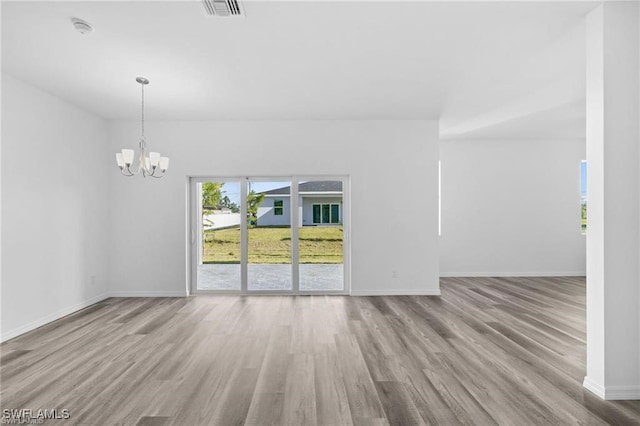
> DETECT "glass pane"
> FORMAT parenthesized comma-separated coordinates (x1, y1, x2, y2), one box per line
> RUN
(331, 204, 340, 224)
(197, 181, 242, 291)
(322, 204, 330, 224)
(299, 180, 344, 291)
(247, 180, 292, 291)
(274, 199, 284, 216)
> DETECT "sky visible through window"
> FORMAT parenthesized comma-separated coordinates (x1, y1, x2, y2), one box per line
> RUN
(217, 181, 292, 206)
(580, 161, 587, 197)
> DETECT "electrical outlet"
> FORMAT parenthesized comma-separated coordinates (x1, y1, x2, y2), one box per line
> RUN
(392, 270, 398, 279)
(90, 275, 96, 286)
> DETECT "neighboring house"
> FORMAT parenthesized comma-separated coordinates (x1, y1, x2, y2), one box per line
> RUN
(257, 181, 343, 227)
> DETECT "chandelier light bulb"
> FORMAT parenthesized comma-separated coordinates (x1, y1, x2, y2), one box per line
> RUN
(159, 157, 169, 171)
(149, 152, 161, 167)
(122, 149, 134, 166)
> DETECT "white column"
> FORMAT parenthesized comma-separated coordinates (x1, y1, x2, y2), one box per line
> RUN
(584, 2, 640, 400)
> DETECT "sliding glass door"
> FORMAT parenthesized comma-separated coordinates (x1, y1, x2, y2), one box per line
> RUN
(191, 176, 348, 294)
(194, 180, 242, 291)
(299, 180, 344, 291)
(247, 179, 292, 291)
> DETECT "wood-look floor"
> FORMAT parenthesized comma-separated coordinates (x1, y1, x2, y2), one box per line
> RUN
(2, 277, 640, 425)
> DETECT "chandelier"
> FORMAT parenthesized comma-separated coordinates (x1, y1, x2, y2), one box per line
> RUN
(115, 77, 169, 177)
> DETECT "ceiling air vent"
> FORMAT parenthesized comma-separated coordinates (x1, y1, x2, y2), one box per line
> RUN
(202, 0, 243, 17)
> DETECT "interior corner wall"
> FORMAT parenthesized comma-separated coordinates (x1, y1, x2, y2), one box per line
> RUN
(439, 138, 586, 277)
(107, 120, 440, 296)
(1, 73, 110, 342)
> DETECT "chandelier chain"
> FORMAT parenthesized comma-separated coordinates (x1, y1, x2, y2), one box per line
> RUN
(141, 83, 145, 138)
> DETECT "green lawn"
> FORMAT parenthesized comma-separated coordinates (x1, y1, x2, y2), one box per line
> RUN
(203, 226, 343, 264)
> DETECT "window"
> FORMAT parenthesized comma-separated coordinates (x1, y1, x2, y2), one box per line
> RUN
(331, 205, 340, 224)
(322, 205, 330, 223)
(274, 199, 284, 216)
(581, 161, 587, 233)
(313, 203, 340, 224)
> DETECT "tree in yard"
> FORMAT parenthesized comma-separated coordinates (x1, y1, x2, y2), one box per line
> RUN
(201, 183, 263, 228)
(202, 182, 223, 229)
(247, 190, 265, 228)
(202, 182, 223, 211)
(219, 195, 240, 213)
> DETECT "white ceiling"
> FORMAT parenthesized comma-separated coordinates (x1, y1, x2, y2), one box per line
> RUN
(1, 1, 594, 139)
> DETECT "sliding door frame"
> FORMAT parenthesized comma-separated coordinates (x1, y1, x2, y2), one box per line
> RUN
(189, 175, 350, 295)
(189, 177, 246, 294)
(244, 176, 296, 295)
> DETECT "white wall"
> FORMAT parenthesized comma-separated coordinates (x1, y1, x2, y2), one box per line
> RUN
(257, 196, 291, 227)
(1, 73, 110, 341)
(203, 212, 241, 230)
(108, 120, 440, 296)
(440, 138, 586, 276)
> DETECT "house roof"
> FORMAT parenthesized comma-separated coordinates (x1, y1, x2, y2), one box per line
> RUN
(260, 181, 343, 196)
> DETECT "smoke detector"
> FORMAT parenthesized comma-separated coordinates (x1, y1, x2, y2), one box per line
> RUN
(71, 18, 93, 35)
(202, 0, 243, 17)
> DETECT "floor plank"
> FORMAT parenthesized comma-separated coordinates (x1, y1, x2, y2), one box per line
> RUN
(2, 277, 640, 425)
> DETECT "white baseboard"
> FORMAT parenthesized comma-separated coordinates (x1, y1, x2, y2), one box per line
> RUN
(604, 385, 640, 400)
(350, 289, 441, 296)
(583, 377, 640, 400)
(583, 377, 606, 399)
(1, 293, 110, 343)
(108, 291, 188, 298)
(439, 272, 586, 278)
